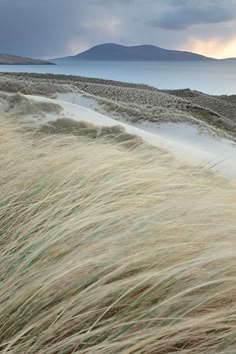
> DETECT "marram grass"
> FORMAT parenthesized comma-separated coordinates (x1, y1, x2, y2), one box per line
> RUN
(0, 117, 236, 353)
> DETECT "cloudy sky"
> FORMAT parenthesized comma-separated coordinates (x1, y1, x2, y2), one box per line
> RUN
(1, 0, 236, 59)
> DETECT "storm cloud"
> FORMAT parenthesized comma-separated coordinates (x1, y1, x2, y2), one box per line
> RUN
(150, 0, 236, 29)
(0, 0, 236, 58)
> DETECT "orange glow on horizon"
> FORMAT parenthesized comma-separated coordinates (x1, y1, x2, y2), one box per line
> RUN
(181, 37, 236, 59)
(68, 40, 89, 56)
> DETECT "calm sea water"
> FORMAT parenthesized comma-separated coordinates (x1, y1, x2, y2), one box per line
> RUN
(1, 60, 236, 95)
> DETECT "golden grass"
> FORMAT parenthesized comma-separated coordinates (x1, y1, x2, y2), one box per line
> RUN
(0, 116, 236, 353)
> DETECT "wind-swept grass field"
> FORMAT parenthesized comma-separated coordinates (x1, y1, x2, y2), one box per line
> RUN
(0, 114, 236, 353)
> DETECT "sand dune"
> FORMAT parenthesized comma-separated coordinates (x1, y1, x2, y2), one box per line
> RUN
(1, 89, 236, 177)
(0, 76, 236, 353)
(1, 72, 236, 139)
(34, 93, 236, 178)
(0, 107, 236, 353)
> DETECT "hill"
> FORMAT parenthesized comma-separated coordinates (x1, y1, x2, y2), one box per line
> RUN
(55, 43, 216, 61)
(0, 54, 54, 65)
(221, 57, 236, 61)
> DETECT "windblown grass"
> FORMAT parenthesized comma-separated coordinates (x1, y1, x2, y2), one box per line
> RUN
(40, 118, 143, 148)
(0, 77, 75, 97)
(0, 116, 236, 353)
(0, 92, 62, 117)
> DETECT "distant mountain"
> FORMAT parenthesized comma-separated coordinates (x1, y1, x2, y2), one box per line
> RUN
(221, 57, 236, 61)
(54, 43, 216, 62)
(0, 54, 54, 65)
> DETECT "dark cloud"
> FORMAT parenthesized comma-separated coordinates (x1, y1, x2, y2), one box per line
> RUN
(0, 0, 84, 57)
(0, 0, 236, 58)
(150, 0, 236, 29)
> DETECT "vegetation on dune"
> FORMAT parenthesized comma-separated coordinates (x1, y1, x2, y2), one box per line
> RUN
(0, 77, 76, 97)
(5, 93, 62, 115)
(40, 117, 143, 148)
(0, 115, 236, 353)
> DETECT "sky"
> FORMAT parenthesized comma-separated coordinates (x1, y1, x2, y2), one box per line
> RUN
(1, 0, 236, 59)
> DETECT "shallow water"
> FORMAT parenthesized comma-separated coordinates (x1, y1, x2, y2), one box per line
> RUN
(1, 60, 236, 95)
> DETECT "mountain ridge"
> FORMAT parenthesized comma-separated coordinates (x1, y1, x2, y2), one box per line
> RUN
(54, 43, 217, 61)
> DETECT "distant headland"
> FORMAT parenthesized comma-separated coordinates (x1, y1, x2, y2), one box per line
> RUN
(0, 54, 54, 65)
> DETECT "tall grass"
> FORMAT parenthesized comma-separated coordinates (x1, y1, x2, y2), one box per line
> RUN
(0, 116, 236, 353)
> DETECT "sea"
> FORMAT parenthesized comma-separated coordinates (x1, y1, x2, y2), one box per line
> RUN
(1, 60, 236, 96)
